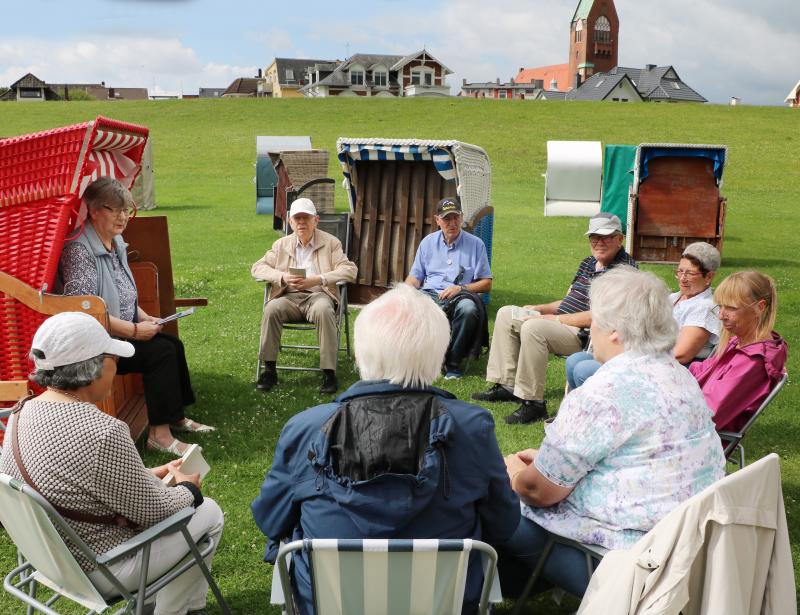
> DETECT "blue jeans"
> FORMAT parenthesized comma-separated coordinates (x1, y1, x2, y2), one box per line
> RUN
(496, 516, 599, 599)
(422, 290, 480, 369)
(565, 351, 601, 390)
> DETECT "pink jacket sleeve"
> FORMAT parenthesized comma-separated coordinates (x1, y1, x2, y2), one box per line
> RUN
(695, 354, 770, 432)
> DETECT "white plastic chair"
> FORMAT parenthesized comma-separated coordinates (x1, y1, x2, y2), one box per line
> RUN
(274, 538, 500, 615)
(0, 473, 231, 615)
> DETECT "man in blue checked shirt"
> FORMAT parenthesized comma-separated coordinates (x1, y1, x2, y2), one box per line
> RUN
(405, 197, 492, 379)
(472, 212, 636, 424)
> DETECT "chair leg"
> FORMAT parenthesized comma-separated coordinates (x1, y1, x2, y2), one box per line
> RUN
(511, 538, 555, 615)
(344, 311, 351, 356)
(739, 445, 745, 469)
(180, 528, 232, 615)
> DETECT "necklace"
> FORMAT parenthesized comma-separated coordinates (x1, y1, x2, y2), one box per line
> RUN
(49, 388, 87, 404)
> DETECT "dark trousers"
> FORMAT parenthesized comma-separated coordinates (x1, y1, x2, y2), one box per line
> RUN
(422, 290, 480, 369)
(116, 333, 195, 426)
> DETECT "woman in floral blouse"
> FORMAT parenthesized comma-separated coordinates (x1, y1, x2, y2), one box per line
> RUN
(499, 266, 726, 599)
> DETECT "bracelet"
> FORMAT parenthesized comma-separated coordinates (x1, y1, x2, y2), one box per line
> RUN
(461, 285, 468, 293)
(132, 323, 138, 340)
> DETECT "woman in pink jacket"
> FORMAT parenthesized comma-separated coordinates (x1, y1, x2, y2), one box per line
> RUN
(690, 270, 787, 433)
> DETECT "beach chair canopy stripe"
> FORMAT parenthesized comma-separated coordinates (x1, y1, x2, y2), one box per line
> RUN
(637, 144, 727, 185)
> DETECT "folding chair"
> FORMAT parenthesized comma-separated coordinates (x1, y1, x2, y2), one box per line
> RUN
(719, 371, 788, 470)
(274, 538, 499, 615)
(255, 212, 352, 377)
(510, 533, 608, 615)
(0, 473, 231, 615)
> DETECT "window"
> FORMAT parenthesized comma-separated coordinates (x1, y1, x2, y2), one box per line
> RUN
(411, 67, 434, 86)
(594, 16, 611, 43)
(350, 70, 364, 85)
(285, 68, 294, 82)
(594, 79, 605, 88)
(671, 81, 681, 90)
(373, 70, 387, 87)
(575, 19, 583, 43)
(20, 88, 42, 98)
(499, 90, 507, 99)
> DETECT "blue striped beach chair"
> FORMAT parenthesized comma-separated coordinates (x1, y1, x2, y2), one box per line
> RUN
(275, 538, 499, 615)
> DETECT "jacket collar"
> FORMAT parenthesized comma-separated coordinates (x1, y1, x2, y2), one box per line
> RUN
(335, 379, 456, 403)
(82, 221, 127, 258)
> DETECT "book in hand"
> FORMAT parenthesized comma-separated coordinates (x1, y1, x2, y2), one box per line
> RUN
(161, 443, 210, 487)
(155, 307, 195, 326)
(511, 306, 540, 322)
(288, 267, 307, 278)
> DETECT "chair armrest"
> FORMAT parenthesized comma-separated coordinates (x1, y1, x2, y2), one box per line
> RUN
(174, 297, 208, 308)
(96, 507, 195, 565)
(335, 280, 348, 288)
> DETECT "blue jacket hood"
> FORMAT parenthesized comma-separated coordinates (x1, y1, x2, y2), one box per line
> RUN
(306, 380, 457, 535)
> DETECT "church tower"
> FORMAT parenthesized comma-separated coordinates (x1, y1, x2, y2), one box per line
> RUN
(568, 0, 619, 88)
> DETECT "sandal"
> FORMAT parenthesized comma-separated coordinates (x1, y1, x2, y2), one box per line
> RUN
(172, 418, 216, 433)
(146, 437, 186, 457)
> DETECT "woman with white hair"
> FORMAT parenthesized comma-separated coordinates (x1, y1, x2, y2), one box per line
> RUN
(499, 266, 726, 599)
(252, 284, 520, 615)
(566, 241, 722, 389)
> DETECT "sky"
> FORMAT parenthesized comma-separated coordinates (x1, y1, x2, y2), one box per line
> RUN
(2, 0, 798, 105)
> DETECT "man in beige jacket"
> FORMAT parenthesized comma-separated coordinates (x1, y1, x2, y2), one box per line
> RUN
(251, 199, 357, 394)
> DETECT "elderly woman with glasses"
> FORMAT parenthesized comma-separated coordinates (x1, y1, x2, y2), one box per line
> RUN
(566, 242, 722, 389)
(498, 267, 725, 600)
(57, 176, 214, 456)
(689, 270, 787, 433)
(0, 312, 223, 614)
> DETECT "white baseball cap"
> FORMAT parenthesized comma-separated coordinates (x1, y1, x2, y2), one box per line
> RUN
(31, 312, 135, 370)
(585, 212, 623, 236)
(288, 198, 317, 218)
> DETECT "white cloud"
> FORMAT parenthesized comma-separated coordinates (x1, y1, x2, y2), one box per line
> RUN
(0, 36, 255, 94)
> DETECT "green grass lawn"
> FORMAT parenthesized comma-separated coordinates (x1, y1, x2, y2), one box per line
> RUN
(1, 98, 799, 613)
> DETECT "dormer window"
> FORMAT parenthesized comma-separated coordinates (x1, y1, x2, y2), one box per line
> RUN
(372, 66, 388, 87)
(411, 67, 434, 86)
(285, 68, 294, 83)
(350, 65, 365, 86)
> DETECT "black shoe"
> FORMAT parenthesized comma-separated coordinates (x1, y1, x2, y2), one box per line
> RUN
(472, 383, 520, 403)
(320, 369, 338, 394)
(255, 365, 278, 392)
(504, 400, 548, 424)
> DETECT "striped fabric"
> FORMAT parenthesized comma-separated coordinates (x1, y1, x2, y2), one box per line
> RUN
(79, 129, 147, 196)
(336, 140, 458, 214)
(307, 538, 472, 615)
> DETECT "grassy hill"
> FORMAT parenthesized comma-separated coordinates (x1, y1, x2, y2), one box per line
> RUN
(1, 98, 799, 613)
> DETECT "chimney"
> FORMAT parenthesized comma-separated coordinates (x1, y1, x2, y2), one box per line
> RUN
(519, 67, 524, 74)
(573, 73, 582, 89)
(645, 64, 656, 71)
(496, 77, 500, 85)
(101, 80, 106, 87)
(462, 78, 467, 86)
(257, 68, 263, 78)
(510, 77, 515, 85)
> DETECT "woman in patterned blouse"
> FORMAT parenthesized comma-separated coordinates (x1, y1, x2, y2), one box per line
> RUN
(0, 312, 224, 614)
(58, 177, 214, 456)
(499, 266, 726, 599)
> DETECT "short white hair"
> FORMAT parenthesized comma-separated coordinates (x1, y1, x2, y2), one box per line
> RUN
(590, 265, 677, 355)
(354, 284, 450, 387)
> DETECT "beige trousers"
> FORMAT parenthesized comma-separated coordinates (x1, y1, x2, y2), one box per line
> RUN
(485, 305, 583, 400)
(259, 291, 338, 370)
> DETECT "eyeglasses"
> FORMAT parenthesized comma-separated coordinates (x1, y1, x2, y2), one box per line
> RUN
(102, 353, 119, 363)
(710, 300, 759, 317)
(102, 204, 137, 218)
(674, 269, 704, 279)
(588, 235, 618, 245)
